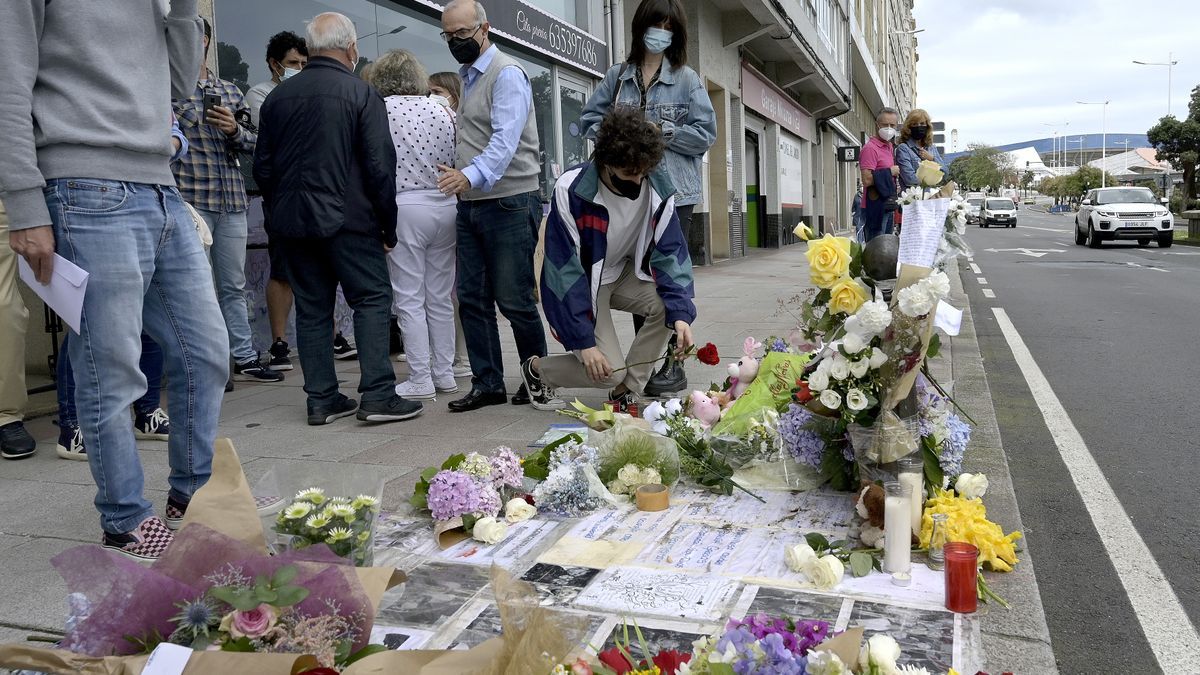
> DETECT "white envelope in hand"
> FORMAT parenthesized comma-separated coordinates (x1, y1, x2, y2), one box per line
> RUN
(17, 254, 89, 333)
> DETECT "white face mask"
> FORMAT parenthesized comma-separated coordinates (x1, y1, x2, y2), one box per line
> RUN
(281, 67, 301, 81)
(878, 127, 897, 141)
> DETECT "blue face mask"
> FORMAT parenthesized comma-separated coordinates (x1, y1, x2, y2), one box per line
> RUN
(643, 27, 673, 55)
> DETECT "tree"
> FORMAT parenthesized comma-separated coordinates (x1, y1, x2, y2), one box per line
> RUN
(1146, 84, 1200, 203)
(949, 144, 1012, 191)
(1020, 170, 1034, 196)
(1038, 175, 1069, 205)
(217, 42, 249, 93)
(1063, 166, 1116, 197)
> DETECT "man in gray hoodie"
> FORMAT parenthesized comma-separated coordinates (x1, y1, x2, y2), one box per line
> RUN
(0, 0, 229, 562)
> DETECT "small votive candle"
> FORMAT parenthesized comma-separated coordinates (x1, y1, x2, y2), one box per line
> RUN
(944, 542, 979, 613)
(896, 454, 924, 536)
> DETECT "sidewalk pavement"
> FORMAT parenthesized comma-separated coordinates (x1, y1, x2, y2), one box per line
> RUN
(0, 247, 1056, 671)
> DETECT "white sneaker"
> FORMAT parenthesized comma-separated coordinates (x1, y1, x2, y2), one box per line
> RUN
(434, 378, 460, 394)
(452, 358, 472, 378)
(395, 380, 436, 400)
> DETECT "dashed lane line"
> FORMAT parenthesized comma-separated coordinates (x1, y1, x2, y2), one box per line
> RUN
(969, 263, 981, 274)
(992, 308, 1200, 670)
(977, 277, 987, 285)
(982, 288, 996, 298)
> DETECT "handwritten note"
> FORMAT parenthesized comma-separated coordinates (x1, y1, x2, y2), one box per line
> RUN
(899, 199, 950, 268)
(571, 566, 741, 621)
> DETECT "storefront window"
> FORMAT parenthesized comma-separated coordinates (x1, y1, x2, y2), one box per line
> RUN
(214, 0, 562, 200)
(524, 0, 576, 24)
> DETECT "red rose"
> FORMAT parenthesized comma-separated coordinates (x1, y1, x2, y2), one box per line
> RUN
(651, 649, 693, 674)
(696, 343, 720, 366)
(597, 647, 634, 674)
(298, 669, 339, 675)
(522, 493, 536, 506)
(793, 381, 813, 404)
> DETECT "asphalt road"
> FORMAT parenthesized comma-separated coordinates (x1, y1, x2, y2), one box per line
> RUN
(959, 205, 1200, 674)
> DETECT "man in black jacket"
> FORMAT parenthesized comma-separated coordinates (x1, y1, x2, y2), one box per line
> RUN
(254, 12, 421, 426)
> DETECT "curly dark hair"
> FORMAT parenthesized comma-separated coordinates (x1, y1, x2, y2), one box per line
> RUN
(592, 107, 665, 175)
(265, 30, 308, 65)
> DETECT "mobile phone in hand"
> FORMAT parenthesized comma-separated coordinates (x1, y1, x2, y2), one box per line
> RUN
(203, 92, 222, 116)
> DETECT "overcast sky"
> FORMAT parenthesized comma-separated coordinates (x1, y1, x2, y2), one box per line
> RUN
(911, 0, 1200, 150)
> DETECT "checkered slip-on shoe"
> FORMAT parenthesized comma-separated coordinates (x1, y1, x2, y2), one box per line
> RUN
(102, 516, 175, 563)
(164, 496, 188, 530)
(255, 494, 285, 515)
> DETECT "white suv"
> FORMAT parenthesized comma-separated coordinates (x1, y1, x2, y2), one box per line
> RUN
(1074, 187, 1173, 248)
(980, 198, 1017, 228)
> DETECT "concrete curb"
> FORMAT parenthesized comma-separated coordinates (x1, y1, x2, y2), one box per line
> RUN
(944, 257, 1059, 673)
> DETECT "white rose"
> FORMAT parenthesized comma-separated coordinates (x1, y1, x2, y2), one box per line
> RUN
(954, 472, 989, 500)
(617, 464, 643, 485)
(858, 634, 902, 674)
(819, 389, 842, 410)
(784, 542, 818, 572)
(830, 356, 851, 381)
(643, 400, 665, 423)
(869, 347, 888, 369)
(607, 479, 629, 495)
(897, 285, 935, 317)
(924, 271, 951, 299)
(804, 554, 845, 590)
(841, 331, 866, 355)
(642, 467, 662, 485)
(855, 301, 893, 336)
(503, 498, 537, 523)
(806, 650, 851, 675)
(471, 516, 509, 545)
(664, 398, 683, 416)
(849, 358, 870, 379)
(808, 370, 830, 392)
(845, 388, 869, 412)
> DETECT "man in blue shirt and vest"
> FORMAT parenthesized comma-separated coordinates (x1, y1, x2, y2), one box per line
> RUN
(437, 0, 561, 413)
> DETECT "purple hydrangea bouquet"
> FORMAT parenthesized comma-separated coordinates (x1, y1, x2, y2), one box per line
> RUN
(410, 447, 532, 547)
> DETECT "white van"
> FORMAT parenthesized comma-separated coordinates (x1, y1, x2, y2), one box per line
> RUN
(979, 198, 1017, 228)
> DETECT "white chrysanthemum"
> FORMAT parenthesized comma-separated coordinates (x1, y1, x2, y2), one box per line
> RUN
(642, 467, 662, 485)
(458, 452, 493, 480)
(854, 301, 893, 336)
(283, 502, 313, 520)
(924, 270, 951, 299)
(326, 503, 357, 522)
(351, 494, 380, 511)
(616, 464, 644, 485)
(294, 487, 326, 504)
(325, 527, 353, 543)
(305, 513, 332, 530)
(897, 285, 935, 317)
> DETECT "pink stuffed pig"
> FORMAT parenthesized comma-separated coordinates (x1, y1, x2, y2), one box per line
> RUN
(689, 391, 723, 428)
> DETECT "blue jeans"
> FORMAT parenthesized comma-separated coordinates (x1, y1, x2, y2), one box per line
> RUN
(44, 179, 228, 534)
(196, 208, 256, 363)
(455, 191, 547, 393)
(279, 229, 395, 407)
(58, 333, 163, 426)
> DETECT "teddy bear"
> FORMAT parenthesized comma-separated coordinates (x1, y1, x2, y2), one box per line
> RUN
(727, 337, 763, 400)
(689, 391, 723, 428)
(854, 480, 918, 547)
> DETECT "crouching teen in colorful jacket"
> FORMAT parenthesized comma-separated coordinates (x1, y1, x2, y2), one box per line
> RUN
(519, 108, 697, 411)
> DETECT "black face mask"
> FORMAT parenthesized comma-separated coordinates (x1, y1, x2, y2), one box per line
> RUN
(910, 125, 929, 138)
(608, 170, 643, 200)
(448, 35, 482, 64)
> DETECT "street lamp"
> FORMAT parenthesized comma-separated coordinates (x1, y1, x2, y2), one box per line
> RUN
(1077, 100, 1110, 186)
(1041, 121, 1069, 168)
(1133, 53, 1178, 117)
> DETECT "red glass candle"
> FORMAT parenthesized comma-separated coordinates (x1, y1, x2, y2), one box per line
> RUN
(944, 542, 979, 613)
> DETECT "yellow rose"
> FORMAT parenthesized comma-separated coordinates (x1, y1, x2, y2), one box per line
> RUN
(793, 222, 813, 241)
(828, 276, 869, 315)
(916, 160, 945, 187)
(804, 234, 853, 288)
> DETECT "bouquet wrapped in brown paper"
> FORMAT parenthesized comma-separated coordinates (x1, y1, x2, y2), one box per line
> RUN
(0, 439, 405, 674)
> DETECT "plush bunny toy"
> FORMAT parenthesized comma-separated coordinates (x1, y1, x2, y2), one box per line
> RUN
(727, 337, 763, 400)
(689, 391, 724, 428)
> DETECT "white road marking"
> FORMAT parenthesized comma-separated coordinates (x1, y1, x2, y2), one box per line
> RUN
(992, 308, 1200, 670)
(982, 288, 996, 298)
(1055, 242, 1070, 248)
(977, 277, 988, 285)
(984, 248, 1065, 258)
(969, 263, 982, 274)
(1019, 225, 1071, 234)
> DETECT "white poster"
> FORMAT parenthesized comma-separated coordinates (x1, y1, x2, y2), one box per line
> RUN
(571, 566, 742, 622)
(779, 132, 805, 208)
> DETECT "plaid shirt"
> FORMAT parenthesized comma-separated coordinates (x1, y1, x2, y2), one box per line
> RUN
(172, 74, 255, 213)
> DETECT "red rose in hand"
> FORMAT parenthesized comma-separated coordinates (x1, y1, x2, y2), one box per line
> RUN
(651, 649, 693, 674)
(793, 380, 813, 404)
(597, 647, 634, 674)
(298, 669, 339, 675)
(696, 343, 720, 366)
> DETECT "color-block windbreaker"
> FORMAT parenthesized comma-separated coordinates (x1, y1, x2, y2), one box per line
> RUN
(541, 161, 697, 351)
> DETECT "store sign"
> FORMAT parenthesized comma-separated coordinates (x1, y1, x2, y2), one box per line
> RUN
(741, 64, 815, 142)
(837, 146, 860, 162)
(421, 0, 608, 76)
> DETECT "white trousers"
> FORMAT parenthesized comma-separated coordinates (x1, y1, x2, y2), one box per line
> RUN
(387, 200, 458, 385)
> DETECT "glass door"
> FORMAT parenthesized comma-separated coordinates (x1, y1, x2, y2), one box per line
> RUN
(555, 70, 593, 179)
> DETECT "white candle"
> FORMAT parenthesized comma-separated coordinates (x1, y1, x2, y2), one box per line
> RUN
(898, 471, 924, 536)
(884, 491, 912, 574)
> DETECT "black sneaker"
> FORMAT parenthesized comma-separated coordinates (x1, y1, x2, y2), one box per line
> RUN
(164, 495, 188, 530)
(356, 395, 423, 422)
(225, 379, 235, 393)
(333, 333, 358, 360)
(519, 358, 566, 412)
(307, 394, 358, 426)
(1, 421, 37, 460)
(268, 339, 293, 371)
(233, 356, 285, 382)
(56, 423, 86, 461)
(102, 516, 174, 562)
(134, 408, 171, 441)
